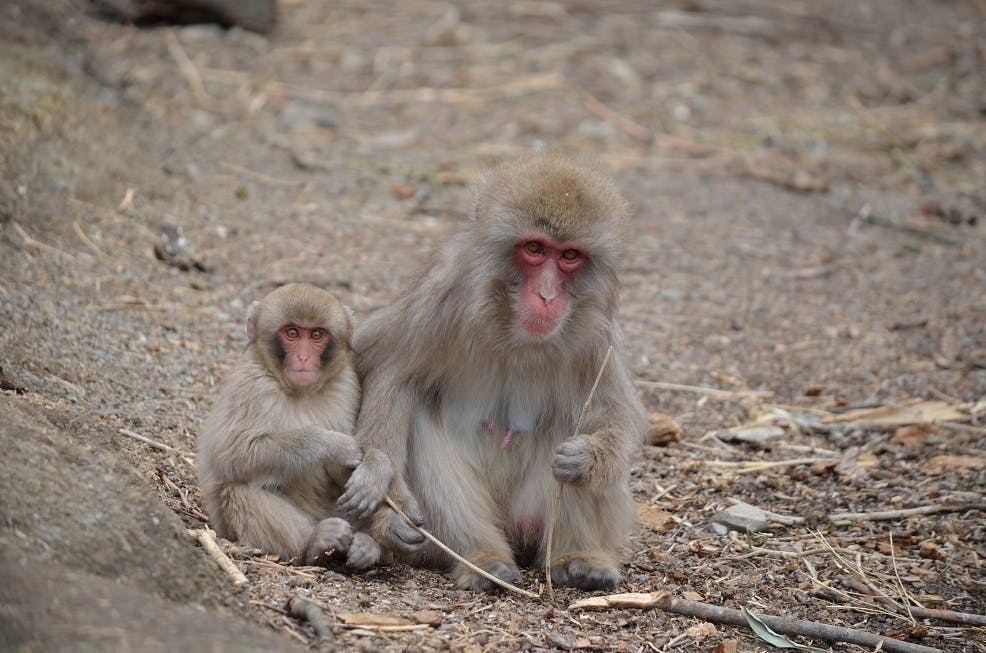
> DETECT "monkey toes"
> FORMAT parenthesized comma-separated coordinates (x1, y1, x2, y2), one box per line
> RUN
(345, 532, 382, 570)
(305, 517, 354, 565)
(454, 557, 522, 593)
(550, 557, 620, 590)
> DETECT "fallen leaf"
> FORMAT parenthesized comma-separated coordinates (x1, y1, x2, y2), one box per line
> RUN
(636, 503, 677, 532)
(685, 622, 718, 641)
(647, 412, 683, 445)
(891, 423, 939, 446)
(926, 455, 986, 475)
(919, 540, 944, 560)
(569, 591, 668, 611)
(718, 425, 786, 448)
(409, 610, 443, 626)
(391, 184, 415, 199)
(710, 641, 739, 653)
(823, 400, 966, 427)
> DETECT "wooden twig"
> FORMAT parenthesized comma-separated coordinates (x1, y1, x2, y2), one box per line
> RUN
(220, 161, 304, 188)
(11, 222, 78, 260)
(708, 457, 831, 473)
(545, 345, 613, 599)
(828, 502, 986, 525)
(569, 593, 943, 653)
(634, 380, 772, 400)
(187, 528, 248, 586)
(583, 93, 652, 142)
(72, 221, 105, 258)
(383, 496, 538, 599)
(841, 578, 986, 626)
(118, 428, 193, 457)
(164, 30, 212, 106)
(288, 595, 334, 640)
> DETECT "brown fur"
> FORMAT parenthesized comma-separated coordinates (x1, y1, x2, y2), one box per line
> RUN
(197, 283, 381, 569)
(341, 153, 647, 590)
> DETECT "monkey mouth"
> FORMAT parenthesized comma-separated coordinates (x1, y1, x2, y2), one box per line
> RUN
(517, 312, 561, 337)
(285, 367, 320, 386)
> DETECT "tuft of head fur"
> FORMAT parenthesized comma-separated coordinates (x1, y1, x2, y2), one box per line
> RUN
(471, 152, 629, 253)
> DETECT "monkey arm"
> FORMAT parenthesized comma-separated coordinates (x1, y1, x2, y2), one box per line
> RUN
(552, 357, 648, 488)
(217, 427, 362, 484)
(337, 377, 417, 519)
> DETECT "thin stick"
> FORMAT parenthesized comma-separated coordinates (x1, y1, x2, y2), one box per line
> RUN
(72, 221, 105, 258)
(634, 380, 772, 400)
(339, 624, 432, 633)
(287, 595, 334, 640)
(164, 30, 211, 105)
(11, 222, 78, 260)
(545, 345, 613, 598)
(570, 593, 943, 653)
(383, 495, 538, 599)
(828, 502, 986, 524)
(188, 528, 248, 586)
(583, 93, 652, 142)
(841, 578, 986, 626)
(118, 428, 193, 457)
(707, 457, 832, 472)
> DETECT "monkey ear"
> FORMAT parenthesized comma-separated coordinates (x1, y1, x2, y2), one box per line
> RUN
(246, 301, 261, 344)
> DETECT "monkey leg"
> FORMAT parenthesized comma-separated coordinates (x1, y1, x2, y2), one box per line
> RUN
(219, 485, 319, 564)
(547, 482, 634, 590)
(406, 424, 519, 591)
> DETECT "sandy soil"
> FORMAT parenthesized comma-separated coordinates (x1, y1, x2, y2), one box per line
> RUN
(1, 1, 984, 651)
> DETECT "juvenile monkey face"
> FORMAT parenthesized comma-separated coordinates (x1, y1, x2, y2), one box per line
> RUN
(512, 233, 586, 337)
(276, 324, 333, 388)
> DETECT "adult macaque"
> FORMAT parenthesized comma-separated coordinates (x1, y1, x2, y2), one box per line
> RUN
(339, 153, 647, 590)
(198, 283, 381, 569)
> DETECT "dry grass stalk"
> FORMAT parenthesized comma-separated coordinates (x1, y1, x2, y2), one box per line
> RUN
(383, 496, 539, 599)
(545, 345, 613, 599)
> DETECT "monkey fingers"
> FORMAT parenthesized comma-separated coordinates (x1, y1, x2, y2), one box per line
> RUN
(551, 437, 596, 485)
(337, 448, 393, 517)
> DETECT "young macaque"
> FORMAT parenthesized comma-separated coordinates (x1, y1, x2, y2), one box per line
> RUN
(197, 283, 380, 569)
(339, 153, 647, 590)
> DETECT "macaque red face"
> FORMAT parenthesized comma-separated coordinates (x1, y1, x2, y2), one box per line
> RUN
(513, 234, 586, 337)
(278, 324, 332, 388)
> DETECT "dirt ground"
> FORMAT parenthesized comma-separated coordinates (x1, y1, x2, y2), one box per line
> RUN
(1, 1, 984, 651)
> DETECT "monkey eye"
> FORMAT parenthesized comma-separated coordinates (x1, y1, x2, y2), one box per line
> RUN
(561, 249, 580, 261)
(524, 241, 544, 255)
(284, 326, 300, 340)
(310, 329, 327, 342)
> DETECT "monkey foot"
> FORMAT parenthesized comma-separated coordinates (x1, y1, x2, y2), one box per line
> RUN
(345, 532, 382, 570)
(305, 517, 354, 565)
(550, 557, 620, 590)
(453, 555, 521, 592)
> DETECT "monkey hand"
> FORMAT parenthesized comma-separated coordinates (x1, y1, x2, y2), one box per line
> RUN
(552, 437, 597, 485)
(338, 447, 393, 518)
